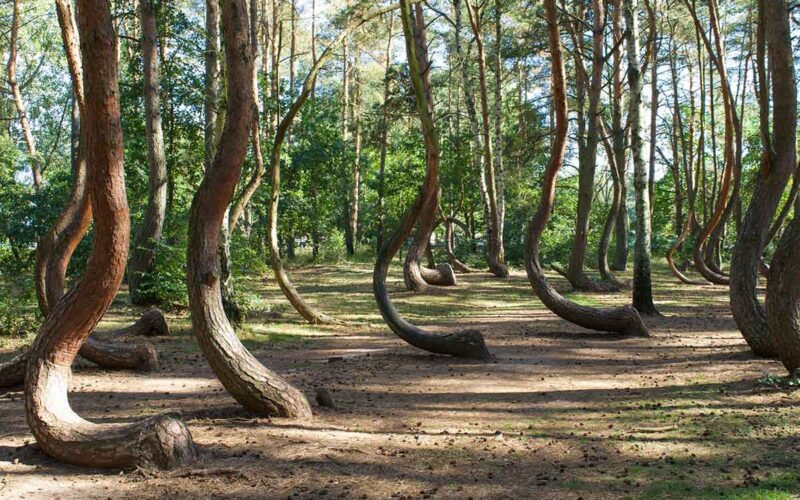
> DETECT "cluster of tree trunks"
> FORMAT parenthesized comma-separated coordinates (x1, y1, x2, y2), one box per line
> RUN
(524, 0, 648, 338)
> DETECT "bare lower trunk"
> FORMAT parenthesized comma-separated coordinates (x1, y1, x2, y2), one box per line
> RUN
(187, 0, 312, 418)
(525, 0, 648, 338)
(373, 0, 491, 361)
(598, 125, 627, 289)
(129, 0, 168, 305)
(25, 0, 195, 468)
(732, 0, 795, 359)
(611, 0, 629, 272)
(625, 0, 658, 315)
(465, 0, 507, 278)
(444, 217, 480, 273)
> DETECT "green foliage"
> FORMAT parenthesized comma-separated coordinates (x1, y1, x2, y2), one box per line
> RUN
(0, 277, 40, 338)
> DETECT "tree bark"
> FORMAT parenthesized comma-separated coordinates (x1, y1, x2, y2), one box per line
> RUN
(732, 0, 795, 359)
(373, 0, 492, 361)
(465, 0, 508, 278)
(611, 0, 629, 272)
(24, 0, 196, 468)
(564, 0, 616, 292)
(685, 0, 736, 286)
(625, 0, 658, 315)
(598, 121, 628, 289)
(129, 0, 169, 305)
(376, 13, 394, 253)
(187, 0, 312, 418)
(525, 0, 648, 338)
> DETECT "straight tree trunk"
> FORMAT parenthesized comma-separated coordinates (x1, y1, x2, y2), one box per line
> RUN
(525, 0, 648, 337)
(625, 0, 659, 315)
(611, 0, 629, 272)
(24, 0, 196, 468)
(8, 0, 43, 190)
(187, 0, 312, 418)
(129, 0, 169, 305)
(204, 0, 220, 171)
(376, 13, 394, 253)
(465, 0, 508, 278)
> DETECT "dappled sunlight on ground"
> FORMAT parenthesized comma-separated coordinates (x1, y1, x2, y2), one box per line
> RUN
(0, 261, 797, 498)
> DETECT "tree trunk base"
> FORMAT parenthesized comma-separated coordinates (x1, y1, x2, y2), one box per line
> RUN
(420, 263, 457, 286)
(26, 360, 197, 469)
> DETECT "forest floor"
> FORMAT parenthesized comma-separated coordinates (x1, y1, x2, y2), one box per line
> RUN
(1, 260, 799, 499)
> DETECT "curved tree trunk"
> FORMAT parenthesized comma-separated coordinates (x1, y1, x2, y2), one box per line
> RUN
(667, 211, 707, 285)
(262, 3, 403, 323)
(1, 0, 162, 389)
(24, 0, 196, 468)
(732, 0, 795, 359)
(685, 0, 736, 286)
(373, 0, 491, 361)
(129, 0, 168, 305)
(597, 123, 627, 289)
(444, 217, 480, 273)
(525, 0, 648, 338)
(187, 0, 312, 418)
(403, 203, 457, 292)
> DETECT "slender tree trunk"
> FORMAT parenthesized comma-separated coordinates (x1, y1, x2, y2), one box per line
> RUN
(376, 13, 394, 253)
(373, 0, 491, 360)
(349, 45, 362, 253)
(732, 0, 795, 359)
(611, 0, 629, 272)
(493, 1, 505, 251)
(204, 0, 219, 171)
(187, 0, 312, 418)
(129, 0, 168, 305)
(625, 0, 658, 315)
(8, 0, 43, 190)
(525, 0, 648, 337)
(24, 0, 196, 468)
(465, 0, 507, 278)
(598, 121, 627, 288)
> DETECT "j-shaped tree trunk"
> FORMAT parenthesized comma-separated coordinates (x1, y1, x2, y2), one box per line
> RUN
(129, 0, 168, 305)
(444, 217, 480, 273)
(24, 0, 196, 468)
(373, 0, 491, 361)
(685, 0, 735, 286)
(525, 0, 648, 338)
(1, 0, 164, 389)
(8, 0, 43, 190)
(465, 0, 508, 279)
(187, 0, 312, 418)
(610, 0, 629, 272)
(625, 0, 659, 315)
(403, 198, 457, 292)
(597, 123, 627, 289)
(732, 0, 795, 359)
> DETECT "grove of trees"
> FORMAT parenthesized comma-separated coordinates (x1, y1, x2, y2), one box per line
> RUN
(0, 0, 799, 479)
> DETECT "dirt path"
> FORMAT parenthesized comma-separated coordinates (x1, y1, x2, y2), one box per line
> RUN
(1, 263, 798, 499)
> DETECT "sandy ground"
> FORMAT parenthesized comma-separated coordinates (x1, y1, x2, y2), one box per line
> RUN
(1, 263, 799, 499)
